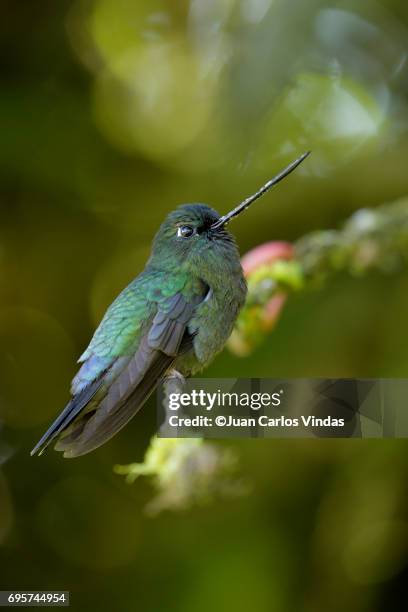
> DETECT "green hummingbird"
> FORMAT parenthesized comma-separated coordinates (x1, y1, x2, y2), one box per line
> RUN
(31, 152, 309, 458)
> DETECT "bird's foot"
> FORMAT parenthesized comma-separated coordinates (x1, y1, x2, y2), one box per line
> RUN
(166, 369, 186, 386)
(160, 370, 186, 436)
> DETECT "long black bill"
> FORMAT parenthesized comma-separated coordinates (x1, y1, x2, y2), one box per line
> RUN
(211, 151, 310, 230)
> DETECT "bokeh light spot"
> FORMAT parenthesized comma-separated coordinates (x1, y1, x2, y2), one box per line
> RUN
(254, 72, 385, 173)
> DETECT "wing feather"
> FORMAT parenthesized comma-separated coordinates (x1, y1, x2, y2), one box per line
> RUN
(51, 291, 203, 457)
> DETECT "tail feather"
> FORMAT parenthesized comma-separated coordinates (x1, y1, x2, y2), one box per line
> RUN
(55, 343, 174, 458)
(30, 377, 103, 456)
(56, 334, 195, 458)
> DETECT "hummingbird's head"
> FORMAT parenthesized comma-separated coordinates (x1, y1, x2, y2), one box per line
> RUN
(148, 152, 310, 276)
(149, 203, 242, 276)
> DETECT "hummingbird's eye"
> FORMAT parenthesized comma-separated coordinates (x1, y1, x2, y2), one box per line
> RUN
(177, 225, 196, 238)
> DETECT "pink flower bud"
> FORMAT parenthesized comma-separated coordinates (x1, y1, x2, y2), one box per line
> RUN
(242, 241, 293, 337)
(260, 293, 288, 331)
(241, 241, 294, 276)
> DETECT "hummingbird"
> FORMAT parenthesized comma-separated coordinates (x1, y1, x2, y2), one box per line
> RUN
(31, 152, 309, 458)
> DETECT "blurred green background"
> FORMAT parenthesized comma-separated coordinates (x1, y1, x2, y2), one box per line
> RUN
(1, 0, 408, 610)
